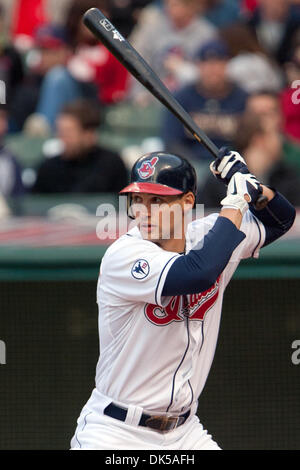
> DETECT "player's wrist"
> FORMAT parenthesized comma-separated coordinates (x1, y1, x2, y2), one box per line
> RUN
(220, 194, 249, 217)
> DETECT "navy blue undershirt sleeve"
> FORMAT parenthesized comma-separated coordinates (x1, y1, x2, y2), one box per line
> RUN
(249, 191, 296, 247)
(162, 216, 246, 297)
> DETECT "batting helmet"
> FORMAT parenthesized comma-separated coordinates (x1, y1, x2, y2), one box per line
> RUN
(120, 152, 197, 196)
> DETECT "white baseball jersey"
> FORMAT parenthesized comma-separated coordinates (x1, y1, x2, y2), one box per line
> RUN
(92, 211, 265, 415)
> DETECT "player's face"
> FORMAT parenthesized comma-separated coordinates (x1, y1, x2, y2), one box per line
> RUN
(130, 192, 194, 245)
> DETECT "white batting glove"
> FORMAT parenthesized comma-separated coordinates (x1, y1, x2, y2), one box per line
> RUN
(221, 172, 262, 216)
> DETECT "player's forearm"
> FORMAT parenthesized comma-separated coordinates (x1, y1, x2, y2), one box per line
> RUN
(219, 186, 275, 229)
(162, 217, 245, 296)
(249, 190, 296, 247)
(219, 208, 243, 229)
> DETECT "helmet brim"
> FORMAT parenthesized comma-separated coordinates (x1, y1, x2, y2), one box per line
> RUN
(119, 182, 183, 196)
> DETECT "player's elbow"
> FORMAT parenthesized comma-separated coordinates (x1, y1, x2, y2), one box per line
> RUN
(252, 192, 297, 247)
(274, 204, 296, 236)
(263, 206, 296, 247)
(285, 206, 296, 232)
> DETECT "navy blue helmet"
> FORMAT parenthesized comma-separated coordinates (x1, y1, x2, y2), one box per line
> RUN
(120, 152, 197, 196)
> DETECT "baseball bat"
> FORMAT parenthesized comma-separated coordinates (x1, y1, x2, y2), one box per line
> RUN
(83, 8, 268, 210)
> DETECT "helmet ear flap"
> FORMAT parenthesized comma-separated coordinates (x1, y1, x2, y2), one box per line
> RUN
(127, 194, 135, 220)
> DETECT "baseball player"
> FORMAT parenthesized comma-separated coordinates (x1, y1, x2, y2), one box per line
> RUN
(70, 149, 295, 450)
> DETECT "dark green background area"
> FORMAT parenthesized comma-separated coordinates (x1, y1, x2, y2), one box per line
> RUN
(0, 238, 300, 281)
(0, 278, 299, 450)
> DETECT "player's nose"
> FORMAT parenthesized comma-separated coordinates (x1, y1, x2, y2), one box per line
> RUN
(132, 201, 151, 219)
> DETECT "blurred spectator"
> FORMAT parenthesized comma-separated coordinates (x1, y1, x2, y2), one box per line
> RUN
(236, 113, 300, 205)
(9, 23, 72, 133)
(129, 0, 218, 102)
(198, 113, 300, 207)
(27, 0, 130, 133)
(65, 0, 130, 103)
(0, 105, 24, 197)
(162, 39, 248, 161)
(246, 90, 283, 132)
(220, 23, 283, 93)
(241, 0, 258, 15)
(109, 0, 154, 38)
(203, 0, 241, 28)
(0, 4, 24, 107)
(246, 90, 300, 174)
(31, 99, 128, 194)
(11, 0, 48, 51)
(280, 43, 300, 144)
(246, 0, 300, 65)
(46, 0, 73, 26)
(2, 0, 73, 32)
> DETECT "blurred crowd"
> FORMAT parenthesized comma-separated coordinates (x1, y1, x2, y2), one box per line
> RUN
(0, 0, 300, 208)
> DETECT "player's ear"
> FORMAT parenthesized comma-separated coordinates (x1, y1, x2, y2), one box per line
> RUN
(182, 192, 195, 212)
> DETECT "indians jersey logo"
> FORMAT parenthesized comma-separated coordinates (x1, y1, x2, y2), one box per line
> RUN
(137, 157, 159, 179)
(145, 277, 220, 325)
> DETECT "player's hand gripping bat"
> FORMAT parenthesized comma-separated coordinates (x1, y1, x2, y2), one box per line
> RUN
(83, 8, 268, 210)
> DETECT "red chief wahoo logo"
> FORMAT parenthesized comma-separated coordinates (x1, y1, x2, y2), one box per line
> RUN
(138, 157, 159, 179)
(145, 277, 220, 326)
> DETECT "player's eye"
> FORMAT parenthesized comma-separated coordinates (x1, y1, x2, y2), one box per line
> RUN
(152, 197, 164, 204)
(132, 195, 142, 204)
